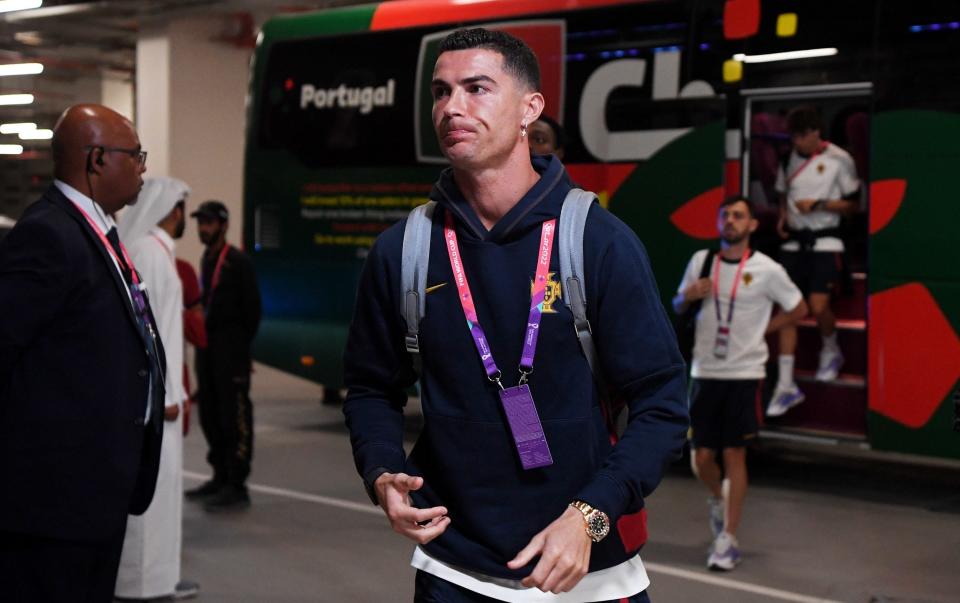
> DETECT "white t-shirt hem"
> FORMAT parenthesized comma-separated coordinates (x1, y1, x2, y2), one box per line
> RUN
(780, 237, 844, 252)
(411, 546, 649, 602)
(691, 368, 766, 380)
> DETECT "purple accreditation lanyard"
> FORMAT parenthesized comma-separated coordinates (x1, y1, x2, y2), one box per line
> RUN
(69, 199, 151, 321)
(444, 212, 556, 469)
(444, 212, 556, 387)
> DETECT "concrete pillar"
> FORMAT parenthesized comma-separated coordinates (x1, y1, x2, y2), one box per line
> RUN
(136, 26, 171, 179)
(101, 70, 134, 122)
(135, 16, 250, 266)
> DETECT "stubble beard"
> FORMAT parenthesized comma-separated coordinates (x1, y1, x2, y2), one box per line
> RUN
(722, 230, 747, 245)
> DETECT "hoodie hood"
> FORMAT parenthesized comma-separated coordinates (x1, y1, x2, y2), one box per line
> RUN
(428, 154, 571, 243)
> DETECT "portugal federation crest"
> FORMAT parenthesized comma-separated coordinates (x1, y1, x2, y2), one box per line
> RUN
(531, 272, 562, 313)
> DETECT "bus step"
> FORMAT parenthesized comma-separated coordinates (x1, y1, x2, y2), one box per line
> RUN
(764, 377, 866, 435)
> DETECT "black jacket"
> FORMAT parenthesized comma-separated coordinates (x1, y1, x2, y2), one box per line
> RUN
(0, 185, 163, 542)
(201, 245, 261, 349)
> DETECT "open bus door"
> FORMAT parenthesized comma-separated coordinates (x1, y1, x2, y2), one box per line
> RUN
(740, 83, 872, 443)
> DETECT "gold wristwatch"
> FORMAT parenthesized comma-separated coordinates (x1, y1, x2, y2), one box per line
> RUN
(569, 500, 610, 543)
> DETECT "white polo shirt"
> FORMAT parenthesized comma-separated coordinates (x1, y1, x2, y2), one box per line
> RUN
(678, 250, 803, 380)
(774, 142, 859, 252)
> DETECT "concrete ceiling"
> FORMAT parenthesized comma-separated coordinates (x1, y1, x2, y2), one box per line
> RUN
(0, 0, 364, 139)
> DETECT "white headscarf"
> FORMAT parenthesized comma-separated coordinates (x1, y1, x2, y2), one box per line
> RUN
(118, 177, 191, 244)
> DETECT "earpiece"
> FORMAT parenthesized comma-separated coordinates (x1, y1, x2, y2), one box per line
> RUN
(86, 146, 105, 173)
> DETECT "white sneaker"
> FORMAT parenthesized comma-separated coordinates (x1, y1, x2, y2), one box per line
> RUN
(707, 532, 741, 571)
(767, 382, 805, 417)
(816, 347, 844, 381)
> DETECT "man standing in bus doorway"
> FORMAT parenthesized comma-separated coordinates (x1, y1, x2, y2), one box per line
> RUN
(115, 177, 199, 601)
(343, 28, 687, 602)
(674, 196, 806, 570)
(767, 106, 860, 417)
(187, 201, 262, 511)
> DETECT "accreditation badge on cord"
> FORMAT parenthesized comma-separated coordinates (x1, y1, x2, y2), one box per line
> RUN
(711, 250, 749, 360)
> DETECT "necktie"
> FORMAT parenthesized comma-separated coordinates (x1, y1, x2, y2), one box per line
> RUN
(105, 226, 134, 285)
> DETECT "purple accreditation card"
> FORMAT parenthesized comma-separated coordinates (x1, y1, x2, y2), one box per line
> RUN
(130, 284, 148, 316)
(499, 384, 553, 470)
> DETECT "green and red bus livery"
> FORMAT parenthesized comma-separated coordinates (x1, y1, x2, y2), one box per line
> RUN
(244, 0, 960, 460)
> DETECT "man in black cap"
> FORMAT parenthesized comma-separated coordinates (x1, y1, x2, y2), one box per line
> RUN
(186, 200, 261, 511)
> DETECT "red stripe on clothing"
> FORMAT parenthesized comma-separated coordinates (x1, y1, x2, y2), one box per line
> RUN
(617, 509, 648, 552)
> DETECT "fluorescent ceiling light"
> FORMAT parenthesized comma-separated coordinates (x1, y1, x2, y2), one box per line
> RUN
(14, 31, 43, 45)
(0, 122, 36, 134)
(0, 94, 34, 105)
(0, 144, 24, 155)
(0, 62, 43, 77)
(733, 48, 838, 63)
(18, 128, 51, 140)
(0, 0, 43, 15)
(6, 2, 97, 21)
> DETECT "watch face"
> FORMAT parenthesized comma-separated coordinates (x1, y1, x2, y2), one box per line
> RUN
(588, 513, 609, 537)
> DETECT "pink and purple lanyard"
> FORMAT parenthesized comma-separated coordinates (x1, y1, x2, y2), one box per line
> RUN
(70, 200, 152, 323)
(444, 212, 556, 469)
(71, 201, 141, 287)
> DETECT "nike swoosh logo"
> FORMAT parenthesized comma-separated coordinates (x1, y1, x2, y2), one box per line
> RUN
(425, 283, 447, 294)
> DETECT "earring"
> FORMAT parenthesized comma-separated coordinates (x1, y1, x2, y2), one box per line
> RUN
(520, 122, 527, 138)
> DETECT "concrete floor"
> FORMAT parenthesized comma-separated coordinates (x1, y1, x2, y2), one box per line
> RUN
(179, 364, 960, 603)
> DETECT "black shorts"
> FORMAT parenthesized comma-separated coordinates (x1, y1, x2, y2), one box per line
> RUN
(780, 250, 841, 296)
(689, 378, 761, 450)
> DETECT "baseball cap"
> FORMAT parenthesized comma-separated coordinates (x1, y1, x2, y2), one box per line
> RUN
(190, 200, 229, 221)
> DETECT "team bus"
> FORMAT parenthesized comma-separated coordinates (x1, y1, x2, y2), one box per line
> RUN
(244, 0, 960, 461)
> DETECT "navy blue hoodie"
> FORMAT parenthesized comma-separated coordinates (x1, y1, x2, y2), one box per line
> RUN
(343, 155, 688, 579)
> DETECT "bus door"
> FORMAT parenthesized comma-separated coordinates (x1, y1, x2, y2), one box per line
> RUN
(740, 83, 872, 442)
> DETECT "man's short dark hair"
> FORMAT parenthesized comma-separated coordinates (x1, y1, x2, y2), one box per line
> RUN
(787, 105, 822, 135)
(438, 28, 541, 92)
(719, 195, 755, 218)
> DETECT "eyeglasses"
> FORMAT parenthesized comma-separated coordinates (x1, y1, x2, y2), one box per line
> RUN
(85, 145, 148, 167)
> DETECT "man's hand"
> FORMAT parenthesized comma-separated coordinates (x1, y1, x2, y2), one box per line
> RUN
(506, 506, 591, 594)
(794, 198, 818, 214)
(164, 405, 180, 421)
(375, 472, 450, 545)
(684, 278, 711, 302)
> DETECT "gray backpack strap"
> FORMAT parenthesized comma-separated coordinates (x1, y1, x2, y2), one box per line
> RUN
(401, 201, 436, 374)
(558, 188, 601, 380)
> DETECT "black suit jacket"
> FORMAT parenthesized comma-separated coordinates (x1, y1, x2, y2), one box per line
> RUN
(0, 185, 164, 542)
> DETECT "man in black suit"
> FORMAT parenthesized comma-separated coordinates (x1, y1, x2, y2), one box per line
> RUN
(0, 104, 165, 602)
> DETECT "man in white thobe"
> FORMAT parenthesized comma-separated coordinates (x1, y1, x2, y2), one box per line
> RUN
(115, 177, 196, 600)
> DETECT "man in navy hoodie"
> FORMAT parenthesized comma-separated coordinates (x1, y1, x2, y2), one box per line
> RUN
(343, 28, 688, 602)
